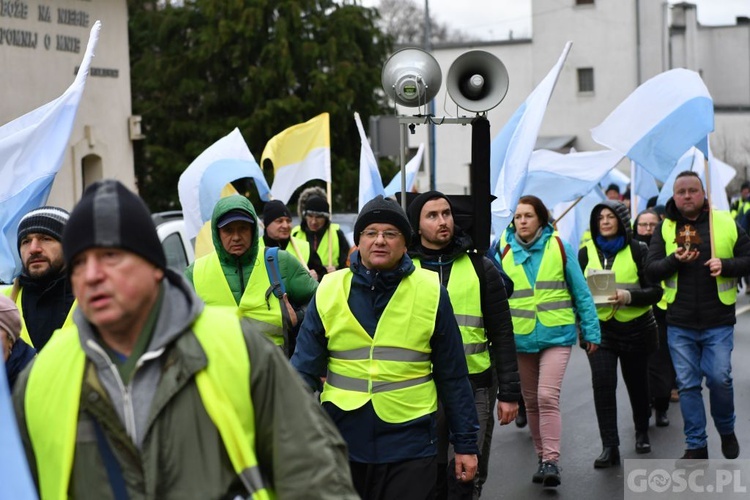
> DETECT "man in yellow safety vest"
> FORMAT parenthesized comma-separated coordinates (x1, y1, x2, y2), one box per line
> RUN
(292, 195, 479, 500)
(12, 179, 357, 499)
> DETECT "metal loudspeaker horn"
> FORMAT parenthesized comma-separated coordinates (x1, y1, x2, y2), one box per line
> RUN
(446, 50, 509, 113)
(381, 47, 442, 108)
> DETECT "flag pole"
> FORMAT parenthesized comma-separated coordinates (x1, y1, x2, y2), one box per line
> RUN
(326, 181, 334, 268)
(552, 196, 584, 229)
(704, 156, 716, 258)
(287, 236, 311, 272)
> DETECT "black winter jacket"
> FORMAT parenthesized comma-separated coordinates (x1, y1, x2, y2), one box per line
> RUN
(645, 199, 750, 329)
(409, 228, 521, 402)
(578, 200, 661, 352)
(18, 271, 75, 350)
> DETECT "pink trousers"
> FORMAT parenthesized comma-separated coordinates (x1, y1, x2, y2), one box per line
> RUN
(517, 346, 572, 463)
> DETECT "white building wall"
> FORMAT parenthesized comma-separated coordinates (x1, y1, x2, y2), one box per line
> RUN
(0, 0, 135, 210)
(423, 0, 750, 195)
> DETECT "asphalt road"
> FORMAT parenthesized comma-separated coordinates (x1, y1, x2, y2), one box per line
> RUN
(481, 293, 750, 499)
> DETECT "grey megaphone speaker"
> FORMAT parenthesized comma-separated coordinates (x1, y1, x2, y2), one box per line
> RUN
(447, 50, 509, 113)
(381, 48, 442, 108)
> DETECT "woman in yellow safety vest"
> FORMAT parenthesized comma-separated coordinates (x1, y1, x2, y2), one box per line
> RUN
(501, 195, 600, 488)
(578, 201, 662, 469)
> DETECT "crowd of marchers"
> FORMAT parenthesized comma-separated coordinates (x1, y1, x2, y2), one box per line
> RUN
(3, 171, 750, 499)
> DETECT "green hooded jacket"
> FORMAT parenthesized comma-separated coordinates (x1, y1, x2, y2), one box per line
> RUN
(185, 196, 317, 307)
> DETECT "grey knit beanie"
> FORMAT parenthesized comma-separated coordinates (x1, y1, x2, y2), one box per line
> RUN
(17, 206, 69, 251)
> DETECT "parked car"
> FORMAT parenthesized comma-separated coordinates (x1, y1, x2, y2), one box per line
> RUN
(152, 211, 195, 271)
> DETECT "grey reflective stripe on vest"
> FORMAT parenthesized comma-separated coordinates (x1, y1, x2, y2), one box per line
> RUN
(372, 374, 432, 393)
(327, 371, 433, 393)
(510, 308, 535, 318)
(239, 466, 267, 496)
(464, 342, 488, 355)
(718, 279, 738, 292)
(330, 347, 371, 360)
(455, 314, 484, 329)
(665, 278, 676, 288)
(536, 300, 573, 311)
(330, 347, 430, 363)
(327, 371, 369, 392)
(244, 318, 283, 339)
(511, 289, 534, 298)
(535, 281, 566, 290)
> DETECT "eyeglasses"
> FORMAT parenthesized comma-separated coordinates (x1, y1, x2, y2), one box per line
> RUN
(637, 223, 658, 228)
(360, 230, 402, 241)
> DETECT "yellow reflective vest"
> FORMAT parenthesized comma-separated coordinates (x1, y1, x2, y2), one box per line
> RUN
(193, 251, 284, 348)
(23, 306, 272, 500)
(414, 256, 490, 375)
(584, 241, 651, 322)
(502, 238, 575, 334)
(2, 285, 76, 348)
(316, 268, 440, 424)
(662, 211, 738, 306)
(292, 223, 341, 267)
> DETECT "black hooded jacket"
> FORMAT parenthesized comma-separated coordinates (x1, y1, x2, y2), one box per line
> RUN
(578, 200, 661, 352)
(645, 199, 750, 328)
(409, 227, 521, 402)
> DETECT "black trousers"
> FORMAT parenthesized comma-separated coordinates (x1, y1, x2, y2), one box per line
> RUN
(350, 456, 437, 500)
(588, 347, 651, 447)
(647, 308, 676, 412)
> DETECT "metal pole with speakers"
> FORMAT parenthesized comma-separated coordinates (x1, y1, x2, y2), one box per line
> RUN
(381, 48, 509, 242)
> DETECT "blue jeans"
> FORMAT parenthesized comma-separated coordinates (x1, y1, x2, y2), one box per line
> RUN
(667, 325, 735, 449)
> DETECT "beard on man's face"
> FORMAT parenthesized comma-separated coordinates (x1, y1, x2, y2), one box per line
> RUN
(23, 257, 64, 280)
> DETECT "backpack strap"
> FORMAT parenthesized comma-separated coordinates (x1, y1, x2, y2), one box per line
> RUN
(264, 247, 286, 298)
(501, 244, 511, 260)
(554, 236, 567, 269)
(264, 247, 291, 356)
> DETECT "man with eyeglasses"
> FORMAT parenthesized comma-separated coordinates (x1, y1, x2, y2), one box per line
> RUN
(292, 195, 479, 500)
(646, 171, 750, 462)
(407, 191, 519, 499)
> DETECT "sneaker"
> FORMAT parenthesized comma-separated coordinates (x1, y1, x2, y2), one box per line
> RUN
(532, 458, 544, 484)
(541, 461, 561, 487)
(721, 432, 740, 459)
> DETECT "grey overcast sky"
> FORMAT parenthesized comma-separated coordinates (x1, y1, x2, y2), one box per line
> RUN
(359, 0, 750, 41)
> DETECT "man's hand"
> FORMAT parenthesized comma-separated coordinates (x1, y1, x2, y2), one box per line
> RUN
(585, 342, 599, 355)
(454, 453, 478, 482)
(497, 401, 518, 426)
(674, 247, 699, 263)
(282, 293, 297, 327)
(308, 269, 319, 281)
(705, 257, 722, 277)
(325, 265, 337, 273)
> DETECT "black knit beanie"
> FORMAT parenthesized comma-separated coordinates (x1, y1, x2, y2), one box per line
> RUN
(304, 196, 330, 216)
(262, 200, 292, 226)
(17, 206, 70, 251)
(407, 191, 453, 232)
(62, 180, 166, 270)
(354, 196, 412, 246)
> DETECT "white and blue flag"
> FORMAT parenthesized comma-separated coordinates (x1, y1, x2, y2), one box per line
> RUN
(591, 68, 714, 182)
(0, 360, 37, 499)
(355, 112, 385, 212)
(178, 128, 270, 240)
(490, 41, 572, 237)
(0, 22, 101, 284)
(383, 144, 424, 198)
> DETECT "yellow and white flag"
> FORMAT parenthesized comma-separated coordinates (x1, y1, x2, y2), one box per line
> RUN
(262, 113, 331, 204)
